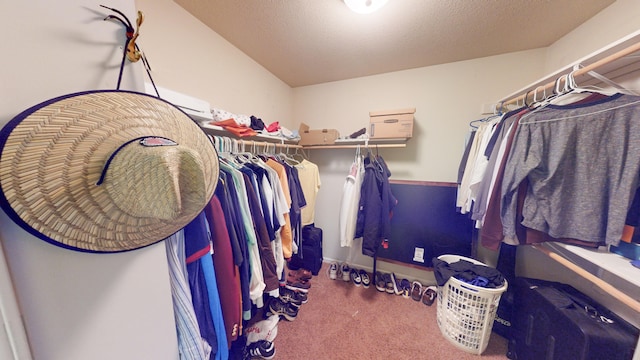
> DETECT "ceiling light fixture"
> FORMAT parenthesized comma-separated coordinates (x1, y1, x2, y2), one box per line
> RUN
(344, 0, 388, 14)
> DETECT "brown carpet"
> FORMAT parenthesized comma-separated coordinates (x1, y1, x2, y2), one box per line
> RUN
(273, 262, 508, 359)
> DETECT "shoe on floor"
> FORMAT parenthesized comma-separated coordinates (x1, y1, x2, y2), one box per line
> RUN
(410, 281, 423, 302)
(285, 278, 311, 293)
(359, 269, 370, 288)
(329, 262, 338, 280)
(349, 268, 362, 286)
(385, 273, 395, 294)
(294, 289, 308, 304)
(267, 297, 298, 321)
(375, 272, 386, 292)
(286, 270, 311, 284)
(422, 286, 437, 306)
(341, 263, 351, 282)
(279, 287, 304, 308)
(389, 272, 402, 295)
(246, 340, 276, 360)
(400, 278, 411, 298)
(288, 268, 312, 281)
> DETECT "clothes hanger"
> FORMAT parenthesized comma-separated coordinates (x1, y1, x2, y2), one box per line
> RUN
(291, 146, 306, 162)
(518, 68, 640, 125)
(566, 64, 638, 96)
(469, 118, 484, 129)
(277, 145, 300, 165)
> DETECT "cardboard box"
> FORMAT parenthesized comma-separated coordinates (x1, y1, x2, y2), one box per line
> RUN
(369, 108, 415, 139)
(298, 123, 339, 146)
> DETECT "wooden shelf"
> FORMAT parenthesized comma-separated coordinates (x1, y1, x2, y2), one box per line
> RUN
(199, 124, 409, 150)
(200, 123, 301, 147)
(302, 137, 409, 150)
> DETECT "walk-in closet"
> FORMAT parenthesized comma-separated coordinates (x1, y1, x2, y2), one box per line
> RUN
(1, 1, 640, 359)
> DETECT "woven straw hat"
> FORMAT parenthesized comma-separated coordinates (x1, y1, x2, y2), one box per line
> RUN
(0, 90, 219, 252)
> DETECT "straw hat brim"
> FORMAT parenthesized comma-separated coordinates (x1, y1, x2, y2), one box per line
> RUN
(0, 90, 219, 253)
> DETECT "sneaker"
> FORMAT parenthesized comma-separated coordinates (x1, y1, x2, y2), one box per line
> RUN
(422, 286, 437, 306)
(341, 263, 351, 282)
(391, 273, 402, 295)
(349, 268, 362, 286)
(293, 289, 308, 304)
(385, 273, 395, 294)
(329, 262, 338, 280)
(246, 340, 276, 360)
(279, 287, 304, 308)
(410, 281, 423, 302)
(400, 278, 411, 298)
(375, 272, 386, 292)
(285, 278, 311, 293)
(359, 269, 370, 288)
(267, 297, 298, 321)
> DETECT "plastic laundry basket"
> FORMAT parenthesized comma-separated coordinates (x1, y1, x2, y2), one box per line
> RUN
(435, 254, 508, 355)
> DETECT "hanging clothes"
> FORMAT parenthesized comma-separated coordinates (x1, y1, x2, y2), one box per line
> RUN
(339, 147, 365, 247)
(501, 93, 640, 248)
(355, 153, 397, 257)
(296, 159, 321, 227)
(242, 172, 280, 293)
(470, 107, 525, 226)
(459, 92, 640, 251)
(204, 195, 243, 348)
(266, 158, 294, 259)
(457, 116, 501, 214)
(218, 162, 267, 309)
(165, 230, 212, 360)
(184, 212, 228, 360)
(215, 171, 252, 321)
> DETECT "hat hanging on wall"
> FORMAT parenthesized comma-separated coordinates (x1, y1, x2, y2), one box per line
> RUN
(0, 90, 219, 253)
(0, 7, 219, 253)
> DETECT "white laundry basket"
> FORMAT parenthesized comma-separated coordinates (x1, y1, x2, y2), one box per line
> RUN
(435, 254, 508, 355)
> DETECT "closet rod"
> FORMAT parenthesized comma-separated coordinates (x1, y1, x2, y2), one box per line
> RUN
(212, 135, 302, 151)
(533, 244, 640, 314)
(233, 139, 302, 149)
(500, 40, 640, 108)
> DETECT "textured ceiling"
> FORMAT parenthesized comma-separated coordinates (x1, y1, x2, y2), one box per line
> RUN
(174, 0, 614, 88)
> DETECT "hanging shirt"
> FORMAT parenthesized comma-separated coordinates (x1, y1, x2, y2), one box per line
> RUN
(266, 159, 293, 258)
(204, 195, 242, 348)
(501, 93, 640, 247)
(296, 159, 321, 226)
(219, 163, 266, 310)
(165, 230, 211, 360)
(471, 108, 525, 225)
(356, 154, 397, 257)
(184, 213, 223, 360)
(339, 152, 364, 247)
(215, 174, 251, 321)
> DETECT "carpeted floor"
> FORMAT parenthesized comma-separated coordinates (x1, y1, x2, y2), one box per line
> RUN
(273, 262, 509, 359)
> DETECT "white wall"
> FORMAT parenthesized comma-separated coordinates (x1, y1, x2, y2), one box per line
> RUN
(135, 0, 295, 129)
(0, 1, 178, 359)
(544, 0, 640, 73)
(0, 242, 31, 360)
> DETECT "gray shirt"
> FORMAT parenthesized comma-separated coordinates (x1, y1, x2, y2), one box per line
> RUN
(501, 94, 640, 246)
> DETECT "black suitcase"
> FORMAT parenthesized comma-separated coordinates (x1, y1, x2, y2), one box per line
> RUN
(288, 224, 323, 275)
(508, 277, 639, 360)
